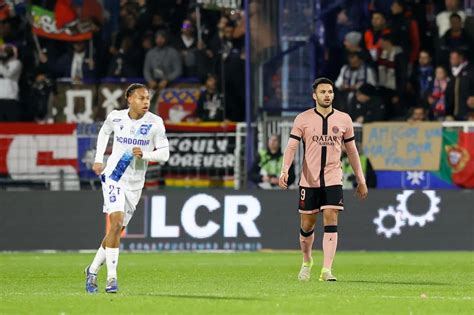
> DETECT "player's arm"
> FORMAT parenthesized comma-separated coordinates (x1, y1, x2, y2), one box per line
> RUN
(279, 116, 303, 189)
(343, 120, 368, 199)
(93, 113, 114, 175)
(134, 121, 170, 162)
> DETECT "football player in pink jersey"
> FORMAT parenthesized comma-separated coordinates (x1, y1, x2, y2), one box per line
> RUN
(279, 77, 368, 281)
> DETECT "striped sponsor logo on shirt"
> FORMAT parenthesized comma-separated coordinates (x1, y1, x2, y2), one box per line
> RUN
(110, 152, 133, 182)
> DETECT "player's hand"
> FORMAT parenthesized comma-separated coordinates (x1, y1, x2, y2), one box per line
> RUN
(279, 172, 289, 189)
(132, 147, 143, 159)
(92, 162, 103, 175)
(355, 183, 368, 200)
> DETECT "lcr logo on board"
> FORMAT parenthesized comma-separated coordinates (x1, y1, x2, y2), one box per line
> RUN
(120, 193, 263, 251)
(150, 194, 261, 239)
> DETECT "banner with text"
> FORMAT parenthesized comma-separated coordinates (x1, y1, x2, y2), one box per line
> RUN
(1, 190, 472, 251)
(363, 122, 442, 170)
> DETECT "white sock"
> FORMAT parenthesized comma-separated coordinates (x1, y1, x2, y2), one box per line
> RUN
(105, 247, 119, 280)
(89, 246, 106, 274)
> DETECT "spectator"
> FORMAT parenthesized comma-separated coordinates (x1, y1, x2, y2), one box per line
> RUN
(445, 50, 474, 120)
(348, 83, 387, 123)
(147, 11, 170, 34)
(407, 106, 428, 122)
(195, 74, 224, 122)
(389, 0, 420, 71)
(208, 15, 230, 59)
(342, 144, 377, 189)
(427, 65, 450, 120)
(110, 13, 142, 56)
(107, 36, 142, 78)
(364, 11, 391, 62)
(335, 52, 377, 110)
(436, 0, 466, 37)
(250, 134, 295, 190)
(377, 34, 408, 118)
(26, 69, 54, 123)
(409, 49, 435, 106)
(0, 44, 22, 121)
(343, 31, 372, 63)
(143, 30, 182, 91)
(175, 18, 198, 77)
(221, 22, 245, 121)
(438, 13, 472, 65)
(55, 41, 96, 82)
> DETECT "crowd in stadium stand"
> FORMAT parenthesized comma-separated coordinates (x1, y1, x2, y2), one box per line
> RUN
(328, 0, 473, 122)
(0, 0, 246, 122)
(0, 0, 472, 123)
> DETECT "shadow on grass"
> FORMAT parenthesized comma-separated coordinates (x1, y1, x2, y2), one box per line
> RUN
(343, 280, 451, 286)
(130, 293, 264, 301)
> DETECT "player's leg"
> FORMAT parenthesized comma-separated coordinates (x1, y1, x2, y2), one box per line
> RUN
(103, 210, 124, 293)
(88, 238, 106, 275)
(298, 213, 317, 281)
(297, 187, 319, 281)
(300, 213, 317, 264)
(320, 208, 338, 281)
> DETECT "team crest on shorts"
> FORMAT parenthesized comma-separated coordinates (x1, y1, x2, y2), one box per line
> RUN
(109, 195, 116, 203)
(139, 124, 152, 135)
(332, 126, 339, 134)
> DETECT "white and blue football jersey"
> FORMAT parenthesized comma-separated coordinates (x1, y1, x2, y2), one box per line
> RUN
(95, 109, 169, 190)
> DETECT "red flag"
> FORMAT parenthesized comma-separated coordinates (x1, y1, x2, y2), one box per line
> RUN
(452, 132, 474, 188)
(55, 0, 77, 29)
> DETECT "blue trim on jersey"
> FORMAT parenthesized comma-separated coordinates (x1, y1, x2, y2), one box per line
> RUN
(109, 152, 133, 182)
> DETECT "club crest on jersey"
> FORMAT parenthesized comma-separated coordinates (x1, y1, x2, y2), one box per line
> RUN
(332, 126, 339, 134)
(139, 124, 152, 136)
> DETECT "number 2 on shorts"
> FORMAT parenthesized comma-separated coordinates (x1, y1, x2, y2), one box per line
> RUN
(108, 185, 121, 195)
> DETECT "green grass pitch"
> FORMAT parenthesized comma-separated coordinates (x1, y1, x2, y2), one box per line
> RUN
(1, 252, 472, 314)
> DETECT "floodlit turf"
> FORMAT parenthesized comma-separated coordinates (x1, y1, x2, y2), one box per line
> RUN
(0, 252, 473, 314)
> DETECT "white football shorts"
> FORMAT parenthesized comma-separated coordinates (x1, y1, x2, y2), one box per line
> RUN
(101, 175, 142, 226)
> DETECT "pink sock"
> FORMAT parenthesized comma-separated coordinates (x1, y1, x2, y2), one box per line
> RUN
(323, 231, 338, 269)
(300, 230, 314, 263)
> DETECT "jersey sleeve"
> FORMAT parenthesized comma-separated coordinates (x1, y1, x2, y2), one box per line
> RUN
(289, 114, 304, 141)
(343, 115, 355, 143)
(94, 111, 115, 163)
(153, 118, 169, 149)
(101, 111, 115, 135)
(142, 118, 170, 162)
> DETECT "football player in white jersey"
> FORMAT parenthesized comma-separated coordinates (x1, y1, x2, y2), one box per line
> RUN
(85, 83, 170, 293)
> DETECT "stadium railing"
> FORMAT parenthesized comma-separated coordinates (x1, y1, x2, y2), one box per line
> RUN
(233, 120, 474, 189)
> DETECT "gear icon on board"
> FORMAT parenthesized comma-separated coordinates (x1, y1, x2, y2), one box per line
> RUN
(396, 190, 441, 227)
(373, 206, 406, 239)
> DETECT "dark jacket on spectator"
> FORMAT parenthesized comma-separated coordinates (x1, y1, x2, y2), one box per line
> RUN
(389, 13, 420, 65)
(55, 52, 96, 80)
(349, 94, 387, 122)
(445, 62, 474, 119)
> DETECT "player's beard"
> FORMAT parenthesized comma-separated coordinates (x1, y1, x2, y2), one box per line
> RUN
(317, 98, 333, 108)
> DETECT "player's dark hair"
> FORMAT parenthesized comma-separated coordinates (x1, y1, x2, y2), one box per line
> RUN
(312, 77, 334, 92)
(125, 83, 147, 100)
